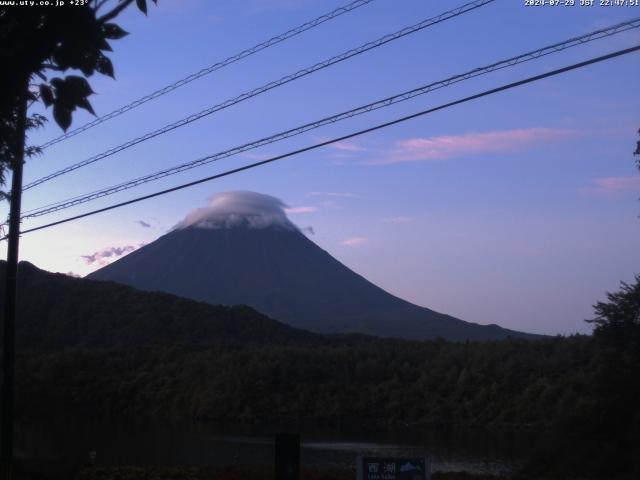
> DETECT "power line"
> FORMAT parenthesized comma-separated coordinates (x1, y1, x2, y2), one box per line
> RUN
(23, 0, 495, 191)
(10, 44, 639, 240)
(22, 16, 639, 215)
(21, 17, 640, 219)
(37, 0, 377, 150)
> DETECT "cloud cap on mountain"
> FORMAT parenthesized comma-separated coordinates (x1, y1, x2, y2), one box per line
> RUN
(174, 191, 297, 230)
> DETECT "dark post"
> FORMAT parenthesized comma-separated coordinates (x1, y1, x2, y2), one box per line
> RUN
(274, 433, 300, 480)
(1, 82, 28, 480)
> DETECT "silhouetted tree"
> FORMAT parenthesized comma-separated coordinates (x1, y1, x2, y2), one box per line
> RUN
(579, 276, 640, 477)
(589, 276, 640, 343)
(0, 3, 157, 475)
(0, 0, 157, 194)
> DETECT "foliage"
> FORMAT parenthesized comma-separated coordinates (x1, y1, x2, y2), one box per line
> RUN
(581, 275, 640, 479)
(0, 0, 156, 193)
(15, 337, 594, 429)
(2, 262, 639, 478)
(0, 261, 318, 350)
(588, 275, 640, 343)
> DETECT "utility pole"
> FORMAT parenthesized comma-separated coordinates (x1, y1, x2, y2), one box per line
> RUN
(1, 81, 28, 480)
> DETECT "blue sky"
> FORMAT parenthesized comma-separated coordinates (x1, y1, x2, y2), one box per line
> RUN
(3, 0, 639, 335)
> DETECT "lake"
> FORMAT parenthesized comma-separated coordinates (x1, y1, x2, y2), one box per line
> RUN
(15, 417, 535, 475)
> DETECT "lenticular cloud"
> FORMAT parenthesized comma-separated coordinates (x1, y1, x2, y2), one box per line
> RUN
(174, 191, 296, 230)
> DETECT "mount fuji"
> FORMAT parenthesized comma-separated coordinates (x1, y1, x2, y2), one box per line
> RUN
(87, 192, 534, 341)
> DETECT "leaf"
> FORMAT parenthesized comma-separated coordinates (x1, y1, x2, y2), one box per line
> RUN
(52, 49, 72, 71)
(52, 38, 94, 72)
(96, 54, 114, 78)
(77, 98, 96, 116)
(98, 38, 113, 52)
(25, 146, 43, 159)
(102, 23, 129, 40)
(39, 85, 54, 107)
(26, 114, 47, 130)
(53, 104, 72, 131)
(50, 75, 98, 127)
(136, 0, 147, 15)
(64, 76, 94, 98)
(78, 58, 95, 77)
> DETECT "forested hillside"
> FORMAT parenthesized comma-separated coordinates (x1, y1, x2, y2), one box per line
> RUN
(13, 333, 639, 477)
(17, 336, 591, 428)
(0, 261, 319, 350)
(1, 262, 638, 477)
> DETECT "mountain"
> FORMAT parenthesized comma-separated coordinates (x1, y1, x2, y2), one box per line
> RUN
(88, 192, 534, 341)
(0, 261, 320, 351)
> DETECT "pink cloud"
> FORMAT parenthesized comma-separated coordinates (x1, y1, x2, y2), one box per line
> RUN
(315, 137, 367, 159)
(341, 237, 368, 247)
(81, 245, 140, 266)
(374, 128, 577, 164)
(582, 176, 640, 195)
(330, 140, 367, 152)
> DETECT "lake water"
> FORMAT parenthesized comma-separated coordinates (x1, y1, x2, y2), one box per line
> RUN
(15, 418, 534, 475)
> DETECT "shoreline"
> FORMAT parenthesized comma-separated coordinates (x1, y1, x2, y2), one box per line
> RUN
(74, 465, 509, 480)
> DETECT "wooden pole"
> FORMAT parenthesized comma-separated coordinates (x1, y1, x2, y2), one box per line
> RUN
(1, 81, 28, 480)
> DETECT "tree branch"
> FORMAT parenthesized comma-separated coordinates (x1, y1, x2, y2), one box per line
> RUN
(97, 0, 135, 23)
(95, 0, 111, 13)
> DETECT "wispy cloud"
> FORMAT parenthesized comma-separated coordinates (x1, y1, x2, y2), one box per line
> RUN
(314, 136, 367, 158)
(382, 216, 414, 224)
(285, 206, 318, 214)
(581, 176, 640, 195)
(329, 140, 367, 153)
(308, 191, 357, 198)
(372, 128, 577, 164)
(341, 237, 368, 247)
(81, 245, 139, 266)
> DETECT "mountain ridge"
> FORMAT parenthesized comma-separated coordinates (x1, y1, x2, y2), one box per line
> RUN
(0, 260, 321, 350)
(87, 223, 536, 341)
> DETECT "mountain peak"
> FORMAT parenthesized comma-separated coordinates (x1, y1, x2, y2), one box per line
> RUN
(173, 191, 298, 231)
(88, 191, 537, 341)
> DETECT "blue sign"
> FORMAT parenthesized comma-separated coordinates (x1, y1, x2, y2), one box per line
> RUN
(357, 457, 430, 480)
